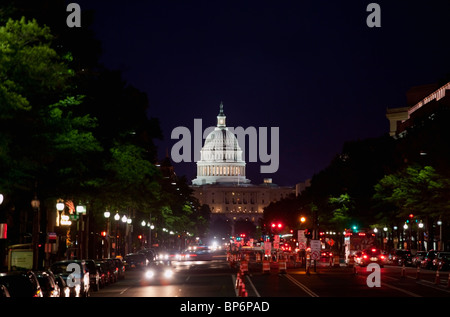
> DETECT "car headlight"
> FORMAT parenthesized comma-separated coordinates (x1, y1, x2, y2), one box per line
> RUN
(163, 269, 173, 279)
(145, 270, 155, 279)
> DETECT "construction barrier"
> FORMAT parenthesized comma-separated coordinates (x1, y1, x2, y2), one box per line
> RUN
(401, 264, 406, 278)
(348, 255, 355, 268)
(279, 259, 287, 274)
(235, 272, 242, 289)
(262, 260, 270, 274)
(435, 269, 440, 285)
(306, 253, 311, 275)
(333, 255, 340, 267)
(240, 260, 248, 275)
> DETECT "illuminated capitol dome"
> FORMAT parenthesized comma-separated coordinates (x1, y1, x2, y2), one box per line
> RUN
(192, 103, 250, 185)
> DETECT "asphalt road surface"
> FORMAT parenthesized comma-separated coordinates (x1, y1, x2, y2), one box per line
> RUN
(91, 259, 450, 298)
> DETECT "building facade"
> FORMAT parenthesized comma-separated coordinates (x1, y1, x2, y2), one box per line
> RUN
(386, 81, 450, 137)
(190, 103, 294, 224)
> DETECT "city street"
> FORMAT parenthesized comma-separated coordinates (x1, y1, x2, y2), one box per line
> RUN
(91, 258, 450, 298)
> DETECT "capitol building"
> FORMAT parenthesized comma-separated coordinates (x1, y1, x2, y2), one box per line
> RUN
(191, 103, 294, 223)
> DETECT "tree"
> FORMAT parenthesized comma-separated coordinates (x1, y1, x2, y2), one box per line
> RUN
(0, 18, 98, 198)
(373, 165, 450, 221)
(328, 193, 354, 232)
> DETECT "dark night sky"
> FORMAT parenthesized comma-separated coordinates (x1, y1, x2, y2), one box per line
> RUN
(77, 0, 450, 186)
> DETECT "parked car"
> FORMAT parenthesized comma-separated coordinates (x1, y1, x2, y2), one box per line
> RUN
(85, 259, 100, 291)
(412, 251, 427, 267)
(103, 258, 118, 283)
(0, 271, 42, 297)
(50, 260, 90, 297)
(0, 284, 10, 297)
(390, 249, 412, 266)
(36, 271, 60, 297)
(420, 250, 439, 269)
(95, 261, 109, 288)
(53, 274, 70, 297)
(112, 257, 126, 279)
(433, 251, 450, 271)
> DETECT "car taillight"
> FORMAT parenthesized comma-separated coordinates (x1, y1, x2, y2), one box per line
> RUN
(380, 255, 385, 260)
(363, 255, 368, 259)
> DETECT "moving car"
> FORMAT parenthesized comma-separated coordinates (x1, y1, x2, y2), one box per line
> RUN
(420, 250, 438, 269)
(390, 249, 412, 266)
(357, 248, 386, 267)
(143, 262, 174, 284)
(433, 251, 450, 271)
(412, 251, 427, 267)
(180, 246, 213, 261)
(124, 253, 147, 269)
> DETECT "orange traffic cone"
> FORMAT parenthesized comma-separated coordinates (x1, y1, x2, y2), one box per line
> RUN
(435, 269, 440, 285)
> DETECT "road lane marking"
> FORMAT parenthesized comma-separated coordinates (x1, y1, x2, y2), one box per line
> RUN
(381, 281, 422, 297)
(231, 275, 239, 297)
(366, 274, 422, 297)
(285, 274, 319, 297)
(119, 287, 129, 295)
(245, 275, 261, 297)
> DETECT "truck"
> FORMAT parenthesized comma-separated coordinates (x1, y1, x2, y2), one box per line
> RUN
(344, 230, 376, 264)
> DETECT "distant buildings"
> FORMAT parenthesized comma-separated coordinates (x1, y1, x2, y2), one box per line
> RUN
(386, 81, 450, 137)
(190, 103, 295, 224)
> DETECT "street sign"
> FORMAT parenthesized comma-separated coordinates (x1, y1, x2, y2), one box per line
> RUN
(298, 230, 307, 250)
(310, 240, 321, 260)
(264, 241, 271, 255)
(328, 238, 335, 247)
(69, 214, 79, 221)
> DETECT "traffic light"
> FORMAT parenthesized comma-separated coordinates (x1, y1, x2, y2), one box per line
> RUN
(101, 231, 107, 237)
(271, 222, 283, 230)
(304, 229, 312, 239)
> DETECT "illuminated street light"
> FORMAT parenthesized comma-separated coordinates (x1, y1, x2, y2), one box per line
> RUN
(56, 200, 65, 212)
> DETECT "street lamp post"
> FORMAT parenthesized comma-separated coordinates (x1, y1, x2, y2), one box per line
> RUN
(437, 219, 443, 250)
(104, 211, 111, 258)
(31, 196, 40, 270)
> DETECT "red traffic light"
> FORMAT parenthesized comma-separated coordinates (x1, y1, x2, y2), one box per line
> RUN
(101, 231, 107, 237)
(271, 222, 283, 230)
